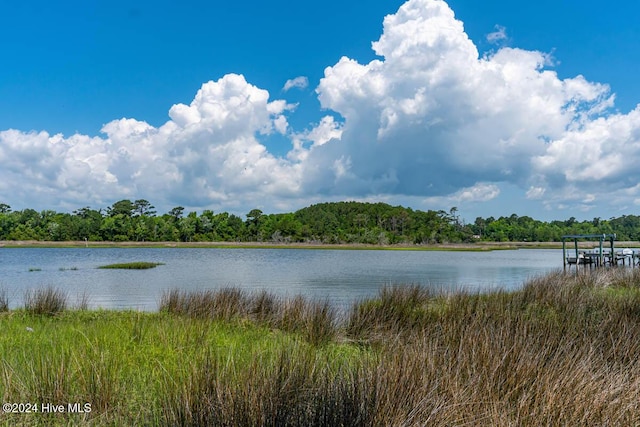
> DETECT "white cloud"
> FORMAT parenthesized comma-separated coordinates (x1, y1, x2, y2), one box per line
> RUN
(533, 107, 640, 184)
(310, 0, 607, 198)
(306, 0, 637, 214)
(0, 74, 301, 212)
(457, 183, 501, 202)
(526, 186, 546, 200)
(423, 182, 500, 206)
(283, 76, 309, 92)
(486, 25, 507, 44)
(288, 116, 343, 162)
(2, 0, 640, 218)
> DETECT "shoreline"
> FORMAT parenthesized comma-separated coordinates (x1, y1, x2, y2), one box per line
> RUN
(2, 239, 639, 250)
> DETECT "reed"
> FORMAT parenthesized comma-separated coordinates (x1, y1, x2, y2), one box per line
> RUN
(23, 287, 68, 316)
(0, 289, 7, 312)
(159, 288, 250, 320)
(74, 290, 90, 311)
(160, 342, 373, 426)
(345, 284, 436, 343)
(159, 288, 337, 346)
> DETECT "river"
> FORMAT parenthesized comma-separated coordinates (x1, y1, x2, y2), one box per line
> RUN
(0, 247, 562, 311)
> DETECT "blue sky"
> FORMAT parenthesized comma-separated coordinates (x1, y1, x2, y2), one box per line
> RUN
(1, 0, 640, 222)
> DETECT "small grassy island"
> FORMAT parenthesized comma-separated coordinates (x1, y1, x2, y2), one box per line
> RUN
(2, 269, 640, 425)
(97, 262, 164, 269)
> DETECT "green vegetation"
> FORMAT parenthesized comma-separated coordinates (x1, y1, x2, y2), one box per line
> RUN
(3, 269, 640, 425)
(97, 262, 164, 270)
(160, 288, 337, 347)
(2, 199, 639, 245)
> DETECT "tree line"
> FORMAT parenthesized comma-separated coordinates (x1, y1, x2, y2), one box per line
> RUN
(0, 200, 639, 244)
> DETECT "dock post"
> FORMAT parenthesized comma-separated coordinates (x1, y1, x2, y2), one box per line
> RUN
(599, 238, 604, 268)
(608, 234, 615, 266)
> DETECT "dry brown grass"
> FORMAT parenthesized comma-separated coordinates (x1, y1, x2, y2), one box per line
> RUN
(155, 268, 640, 426)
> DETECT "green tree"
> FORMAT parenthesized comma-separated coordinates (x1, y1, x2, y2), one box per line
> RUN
(108, 200, 135, 217)
(73, 207, 104, 240)
(178, 212, 198, 242)
(133, 199, 156, 217)
(246, 209, 264, 240)
(168, 206, 185, 221)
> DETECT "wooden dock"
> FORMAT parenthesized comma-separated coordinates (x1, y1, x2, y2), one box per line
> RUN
(562, 234, 639, 270)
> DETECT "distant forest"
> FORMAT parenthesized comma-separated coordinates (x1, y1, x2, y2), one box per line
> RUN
(0, 200, 639, 244)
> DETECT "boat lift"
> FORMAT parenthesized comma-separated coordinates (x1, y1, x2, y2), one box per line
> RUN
(562, 234, 616, 270)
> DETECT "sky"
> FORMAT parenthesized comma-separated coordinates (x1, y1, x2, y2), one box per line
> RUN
(1, 0, 640, 222)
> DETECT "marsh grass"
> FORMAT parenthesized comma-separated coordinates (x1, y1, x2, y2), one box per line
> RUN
(3, 269, 640, 425)
(98, 262, 164, 269)
(341, 269, 640, 424)
(23, 287, 67, 316)
(346, 284, 435, 343)
(0, 289, 7, 312)
(163, 345, 374, 427)
(159, 288, 337, 346)
(74, 290, 90, 310)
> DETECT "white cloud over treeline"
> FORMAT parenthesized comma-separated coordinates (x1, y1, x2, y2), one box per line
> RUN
(2, 0, 640, 216)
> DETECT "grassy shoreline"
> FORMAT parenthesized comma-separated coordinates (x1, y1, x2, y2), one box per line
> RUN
(3, 239, 638, 251)
(3, 269, 640, 425)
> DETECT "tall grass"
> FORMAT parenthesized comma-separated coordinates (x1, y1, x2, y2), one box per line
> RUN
(161, 344, 374, 426)
(23, 287, 67, 315)
(340, 268, 640, 425)
(0, 289, 7, 312)
(3, 269, 640, 425)
(159, 288, 337, 346)
(156, 270, 640, 425)
(346, 284, 435, 343)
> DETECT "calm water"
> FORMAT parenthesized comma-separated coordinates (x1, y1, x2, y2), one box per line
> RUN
(0, 248, 562, 311)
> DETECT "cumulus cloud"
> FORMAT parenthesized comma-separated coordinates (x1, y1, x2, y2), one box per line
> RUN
(2, 0, 640, 217)
(305, 0, 635, 214)
(283, 76, 309, 92)
(288, 116, 343, 162)
(0, 74, 300, 211)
